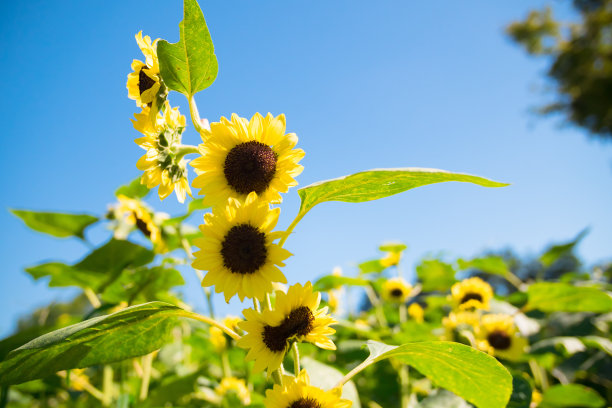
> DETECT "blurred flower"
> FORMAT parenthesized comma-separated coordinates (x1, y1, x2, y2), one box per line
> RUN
(408, 303, 425, 323)
(126, 31, 163, 109)
(209, 326, 226, 352)
(237, 282, 336, 374)
(264, 369, 351, 408)
(476, 314, 528, 361)
(451, 277, 493, 311)
(382, 277, 412, 303)
(133, 103, 191, 203)
(192, 192, 290, 302)
(215, 377, 251, 405)
(222, 315, 243, 333)
(111, 194, 165, 252)
(191, 113, 305, 207)
(442, 311, 479, 341)
(381, 251, 401, 268)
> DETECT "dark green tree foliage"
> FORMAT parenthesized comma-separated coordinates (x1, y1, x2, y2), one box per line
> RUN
(507, 0, 612, 139)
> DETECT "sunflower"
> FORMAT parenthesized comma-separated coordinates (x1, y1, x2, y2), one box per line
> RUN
(112, 195, 165, 252)
(476, 314, 528, 361)
(237, 282, 336, 374)
(382, 277, 412, 303)
(133, 103, 192, 203)
(442, 311, 479, 341)
(209, 326, 227, 352)
(192, 192, 291, 302)
(450, 277, 493, 311)
(215, 377, 251, 406)
(126, 31, 164, 109)
(190, 113, 305, 206)
(408, 303, 425, 323)
(264, 369, 351, 408)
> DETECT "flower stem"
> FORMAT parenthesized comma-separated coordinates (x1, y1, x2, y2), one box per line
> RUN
(292, 342, 300, 374)
(139, 353, 154, 401)
(399, 365, 410, 408)
(278, 211, 307, 248)
(102, 366, 113, 406)
(188, 96, 203, 134)
(176, 145, 199, 160)
(182, 312, 241, 341)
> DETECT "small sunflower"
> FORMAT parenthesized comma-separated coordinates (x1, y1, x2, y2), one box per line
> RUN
(382, 277, 412, 303)
(192, 192, 291, 302)
(127, 31, 164, 109)
(237, 282, 336, 374)
(209, 326, 227, 352)
(264, 369, 352, 408)
(451, 277, 493, 311)
(112, 195, 165, 251)
(190, 113, 305, 206)
(476, 314, 528, 361)
(408, 303, 425, 323)
(442, 311, 480, 341)
(133, 103, 192, 203)
(215, 377, 251, 406)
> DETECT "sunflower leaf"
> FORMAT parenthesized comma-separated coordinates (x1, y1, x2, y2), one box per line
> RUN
(354, 341, 512, 408)
(540, 384, 605, 407)
(313, 275, 369, 292)
(524, 282, 612, 313)
(297, 168, 508, 219)
(115, 177, 150, 199)
(157, 0, 218, 97)
(301, 357, 361, 407)
(10, 209, 98, 239)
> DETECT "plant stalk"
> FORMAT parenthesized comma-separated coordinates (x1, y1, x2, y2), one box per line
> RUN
(139, 353, 154, 401)
(292, 342, 300, 374)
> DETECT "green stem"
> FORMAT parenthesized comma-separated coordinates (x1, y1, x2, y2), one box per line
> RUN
(139, 353, 153, 401)
(278, 211, 307, 247)
(364, 284, 387, 328)
(221, 351, 232, 378)
(181, 312, 241, 341)
(335, 358, 371, 388)
(188, 96, 203, 134)
(504, 271, 524, 290)
(102, 365, 113, 406)
(399, 303, 407, 325)
(292, 342, 300, 374)
(399, 365, 410, 408)
(265, 293, 273, 311)
(0, 386, 8, 408)
(253, 298, 261, 313)
(83, 287, 101, 309)
(272, 369, 284, 386)
(175, 145, 199, 160)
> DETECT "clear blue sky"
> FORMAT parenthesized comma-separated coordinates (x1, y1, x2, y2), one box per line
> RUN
(1, 1, 610, 337)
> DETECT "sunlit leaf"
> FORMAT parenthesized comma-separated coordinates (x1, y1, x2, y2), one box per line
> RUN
(580, 336, 612, 357)
(378, 242, 407, 253)
(457, 256, 509, 277)
(301, 357, 361, 408)
(115, 177, 149, 199)
(74, 239, 154, 275)
(540, 384, 605, 407)
(25, 262, 104, 289)
(358, 259, 385, 274)
(157, 0, 218, 96)
(10, 209, 97, 239)
(297, 168, 508, 218)
(416, 259, 456, 292)
(524, 282, 612, 313)
(540, 229, 588, 267)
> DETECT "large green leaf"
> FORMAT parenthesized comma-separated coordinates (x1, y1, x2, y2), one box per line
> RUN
(10, 209, 97, 239)
(540, 229, 588, 267)
(358, 341, 512, 408)
(157, 0, 218, 96)
(0, 302, 190, 385)
(416, 259, 456, 292)
(297, 168, 508, 218)
(524, 282, 612, 313)
(313, 275, 369, 292)
(301, 357, 361, 408)
(101, 266, 184, 304)
(115, 177, 149, 199)
(457, 256, 509, 277)
(25, 262, 104, 289)
(74, 239, 154, 274)
(540, 384, 605, 408)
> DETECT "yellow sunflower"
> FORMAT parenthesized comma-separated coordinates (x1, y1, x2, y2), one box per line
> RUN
(133, 103, 192, 203)
(237, 282, 336, 374)
(192, 192, 291, 302)
(126, 31, 163, 109)
(215, 377, 251, 406)
(190, 113, 305, 206)
(408, 303, 425, 323)
(382, 277, 412, 303)
(442, 311, 480, 341)
(450, 277, 493, 311)
(112, 194, 165, 251)
(476, 314, 528, 361)
(264, 369, 351, 408)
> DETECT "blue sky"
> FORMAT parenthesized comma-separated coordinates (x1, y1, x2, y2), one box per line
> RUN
(1, 1, 610, 337)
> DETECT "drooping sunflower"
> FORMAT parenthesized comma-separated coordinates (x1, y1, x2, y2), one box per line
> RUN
(127, 31, 164, 109)
(476, 314, 528, 361)
(382, 277, 412, 303)
(264, 369, 352, 408)
(192, 192, 291, 302)
(190, 113, 305, 206)
(215, 377, 251, 406)
(111, 195, 166, 252)
(133, 103, 192, 203)
(450, 277, 493, 311)
(237, 282, 336, 374)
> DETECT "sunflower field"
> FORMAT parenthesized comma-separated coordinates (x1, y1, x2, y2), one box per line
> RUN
(2, 1, 611, 407)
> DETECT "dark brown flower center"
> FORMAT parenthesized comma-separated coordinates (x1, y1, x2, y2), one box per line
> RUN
(134, 214, 151, 238)
(263, 306, 315, 352)
(221, 224, 267, 274)
(390, 288, 404, 298)
(289, 398, 322, 408)
(224, 141, 277, 195)
(138, 67, 156, 95)
(460, 292, 483, 304)
(487, 330, 512, 350)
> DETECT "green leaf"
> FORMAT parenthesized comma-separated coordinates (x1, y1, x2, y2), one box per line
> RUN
(378, 242, 407, 253)
(301, 357, 361, 408)
(418, 390, 470, 408)
(25, 262, 104, 289)
(157, 0, 218, 96)
(101, 266, 184, 304)
(313, 275, 369, 292)
(188, 197, 209, 214)
(507, 374, 532, 408)
(580, 336, 612, 357)
(297, 168, 508, 218)
(115, 177, 149, 199)
(457, 256, 509, 277)
(540, 384, 605, 408)
(360, 341, 512, 408)
(416, 259, 456, 292)
(10, 209, 97, 239)
(75, 239, 154, 274)
(358, 259, 385, 274)
(540, 229, 588, 267)
(0, 302, 189, 385)
(524, 282, 612, 313)
(530, 337, 586, 356)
